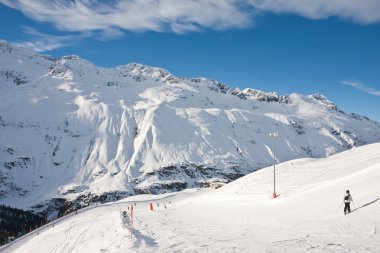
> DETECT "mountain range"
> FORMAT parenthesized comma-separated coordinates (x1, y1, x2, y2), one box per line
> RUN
(1, 40, 380, 215)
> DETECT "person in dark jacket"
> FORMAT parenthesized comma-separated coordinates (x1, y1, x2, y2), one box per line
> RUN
(343, 190, 353, 215)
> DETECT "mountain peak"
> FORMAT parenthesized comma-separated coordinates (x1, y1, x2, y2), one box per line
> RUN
(0, 40, 12, 53)
(242, 88, 280, 102)
(115, 63, 174, 83)
(0, 39, 8, 45)
(62, 55, 81, 61)
(309, 93, 341, 112)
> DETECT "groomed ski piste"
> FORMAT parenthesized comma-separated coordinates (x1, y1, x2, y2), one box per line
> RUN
(1, 142, 380, 253)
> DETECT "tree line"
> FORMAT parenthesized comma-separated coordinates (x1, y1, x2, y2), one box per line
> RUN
(0, 204, 45, 245)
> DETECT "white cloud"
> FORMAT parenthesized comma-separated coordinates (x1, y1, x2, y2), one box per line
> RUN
(342, 80, 380, 96)
(14, 40, 63, 52)
(248, 0, 380, 24)
(1, 0, 380, 44)
(13, 27, 86, 52)
(1, 0, 380, 35)
(0, 0, 254, 36)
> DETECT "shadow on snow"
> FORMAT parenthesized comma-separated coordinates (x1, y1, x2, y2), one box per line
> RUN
(351, 198, 380, 213)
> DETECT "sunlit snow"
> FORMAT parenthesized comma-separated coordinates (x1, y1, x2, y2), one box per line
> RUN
(1, 143, 379, 252)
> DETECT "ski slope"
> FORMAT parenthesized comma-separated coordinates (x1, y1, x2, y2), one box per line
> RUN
(2, 142, 379, 252)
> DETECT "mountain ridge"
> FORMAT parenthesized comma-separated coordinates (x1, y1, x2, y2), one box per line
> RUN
(1, 40, 380, 216)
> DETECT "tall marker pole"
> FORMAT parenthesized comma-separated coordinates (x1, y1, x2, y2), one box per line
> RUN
(269, 132, 278, 198)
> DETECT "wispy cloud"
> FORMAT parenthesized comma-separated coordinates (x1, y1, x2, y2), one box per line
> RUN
(342, 80, 380, 96)
(1, 0, 254, 36)
(1, 0, 379, 36)
(2, 0, 380, 51)
(248, 0, 380, 24)
(12, 27, 86, 52)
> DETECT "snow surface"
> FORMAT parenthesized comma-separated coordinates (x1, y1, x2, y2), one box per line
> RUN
(1, 142, 379, 252)
(1, 40, 380, 212)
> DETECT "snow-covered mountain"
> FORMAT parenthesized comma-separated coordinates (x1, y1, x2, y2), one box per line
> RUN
(1, 40, 380, 214)
(2, 142, 380, 252)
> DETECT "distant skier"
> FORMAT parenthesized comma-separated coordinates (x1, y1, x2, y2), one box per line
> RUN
(343, 190, 353, 215)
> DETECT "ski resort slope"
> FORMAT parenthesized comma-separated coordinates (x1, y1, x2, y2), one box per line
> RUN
(2, 142, 380, 253)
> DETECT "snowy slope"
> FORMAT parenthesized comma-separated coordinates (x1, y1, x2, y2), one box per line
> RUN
(1, 142, 379, 253)
(1, 40, 380, 213)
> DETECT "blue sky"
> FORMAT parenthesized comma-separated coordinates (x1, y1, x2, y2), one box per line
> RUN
(0, 0, 379, 121)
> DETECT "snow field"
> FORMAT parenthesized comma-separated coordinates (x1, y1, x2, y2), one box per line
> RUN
(1, 143, 380, 252)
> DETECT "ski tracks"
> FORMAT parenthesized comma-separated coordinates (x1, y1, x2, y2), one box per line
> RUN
(50, 225, 74, 253)
(50, 214, 103, 253)
(272, 235, 356, 253)
(120, 206, 158, 252)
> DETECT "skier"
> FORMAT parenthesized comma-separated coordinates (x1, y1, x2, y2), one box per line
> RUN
(343, 190, 353, 215)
